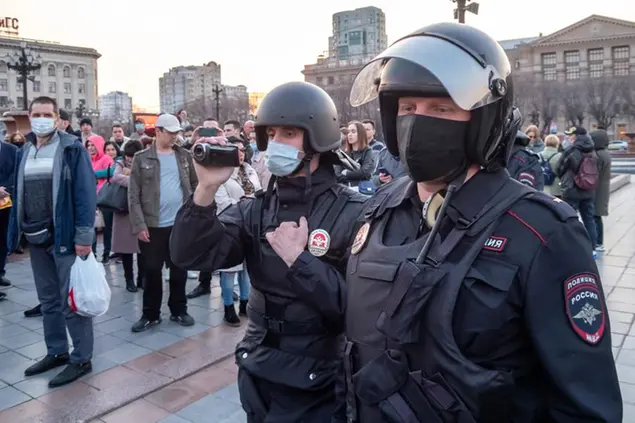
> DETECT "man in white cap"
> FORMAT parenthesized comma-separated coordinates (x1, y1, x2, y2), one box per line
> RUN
(128, 113, 199, 332)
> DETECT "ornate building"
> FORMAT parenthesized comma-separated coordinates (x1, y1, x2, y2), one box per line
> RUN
(0, 36, 100, 117)
(503, 15, 635, 138)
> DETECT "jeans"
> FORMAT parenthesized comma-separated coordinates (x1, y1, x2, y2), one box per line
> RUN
(220, 267, 250, 306)
(0, 208, 10, 276)
(121, 253, 145, 282)
(139, 226, 187, 320)
(30, 244, 94, 363)
(565, 198, 597, 248)
(93, 209, 113, 258)
(594, 216, 604, 246)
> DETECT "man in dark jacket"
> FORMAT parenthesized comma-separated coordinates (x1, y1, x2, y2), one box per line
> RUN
(590, 126, 612, 251)
(556, 126, 598, 251)
(507, 131, 545, 191)
(0, 138, 18, 293)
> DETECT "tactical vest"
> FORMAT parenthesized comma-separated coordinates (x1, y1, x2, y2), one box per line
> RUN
(344, 172, 533, 423)
(236, 184, 365, 390)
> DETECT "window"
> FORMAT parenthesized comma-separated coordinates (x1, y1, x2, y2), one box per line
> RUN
(15, 77, 22, 87)
(77, 67, 85, 79)
(541, 52, 557, 81)
(588, 48, 604, 78)
(0, 61, 6, 73)
(49, 81, 56, 93)
(64, 82, 72, 94)
(33, 67, 40, 76)
(613, 46, 630, 76)
(349, 31, 362, 46)
(33, 80, 40, 92)
(327, 76, 334, 85)
(47, 64, 56, 77)
(0, 96, 7, 107)
(316, 76, 324, 86)
(78, 83, 85, 94)
(0, 79, 7, 91)
(564, 50, 580, 80)
(16, 97, 23, 107)
(64, 98, 72, 109)
(63, 66, 71, 78)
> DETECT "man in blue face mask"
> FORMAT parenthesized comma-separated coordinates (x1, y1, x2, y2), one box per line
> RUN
(129, 118, 146, 141)
(169, 81, 368, 423)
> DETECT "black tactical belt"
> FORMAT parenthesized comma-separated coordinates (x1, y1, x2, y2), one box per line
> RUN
(247, 306, 326, 336)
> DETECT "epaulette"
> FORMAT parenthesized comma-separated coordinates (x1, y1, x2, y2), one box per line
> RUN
(524, 191, 579, 222)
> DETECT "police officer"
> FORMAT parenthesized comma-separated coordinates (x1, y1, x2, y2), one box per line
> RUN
(507, 131, 545, 191)
(170, 81, 366, 423)
(343, 23, 621, 422)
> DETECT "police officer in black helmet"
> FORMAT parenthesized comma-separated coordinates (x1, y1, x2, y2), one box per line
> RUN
(344, 22, 621, 422)
(507, 131, 545, 190)
(170, 81, 366, 423)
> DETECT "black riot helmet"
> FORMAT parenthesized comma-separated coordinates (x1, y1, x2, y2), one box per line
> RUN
(254, 81, 341, 153)
(350, 22, 520, 173)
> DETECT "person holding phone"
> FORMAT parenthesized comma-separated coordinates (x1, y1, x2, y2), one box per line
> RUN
(371, 146, 407, 187)
(170, 81, 367, 423)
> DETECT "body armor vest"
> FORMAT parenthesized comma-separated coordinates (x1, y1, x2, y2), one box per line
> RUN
(344, 172, 533, 423)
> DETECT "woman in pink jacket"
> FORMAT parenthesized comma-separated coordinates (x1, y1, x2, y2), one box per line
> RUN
(86, 135, 114, 261)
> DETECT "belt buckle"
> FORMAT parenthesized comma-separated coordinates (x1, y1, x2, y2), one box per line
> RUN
(266, 316, 284, 333)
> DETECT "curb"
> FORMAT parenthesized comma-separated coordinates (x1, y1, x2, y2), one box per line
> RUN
(610, 174, 631, 193)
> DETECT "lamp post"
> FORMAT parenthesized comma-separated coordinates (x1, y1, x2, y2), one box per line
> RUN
(5, 42, 41, 111)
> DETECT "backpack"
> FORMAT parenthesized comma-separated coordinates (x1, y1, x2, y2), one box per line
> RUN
(540, 153, 558, 186)
(574, 152, 599, 190)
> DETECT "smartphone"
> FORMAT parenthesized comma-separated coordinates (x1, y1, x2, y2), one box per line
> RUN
(199, 128, 219, 137)
(378, 167, 391, 176)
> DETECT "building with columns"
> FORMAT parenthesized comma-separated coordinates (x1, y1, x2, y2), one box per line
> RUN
(503, 14, 635, 138)
(0, 36, 100, 118)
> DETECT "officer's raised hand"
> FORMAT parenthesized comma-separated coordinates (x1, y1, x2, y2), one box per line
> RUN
(266, 217, 309, 267)
(191, 126, 234, 188)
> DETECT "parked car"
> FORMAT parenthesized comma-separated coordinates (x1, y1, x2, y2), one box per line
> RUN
(608, 140, 629, 152)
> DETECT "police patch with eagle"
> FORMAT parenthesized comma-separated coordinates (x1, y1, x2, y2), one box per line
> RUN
(564, 273, 605, 345)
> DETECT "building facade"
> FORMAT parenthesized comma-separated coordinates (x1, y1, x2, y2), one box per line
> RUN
(98, 90, 133, 123)
(158, 61, 221, 113)
(504, 15, 635, 138)
(0, 36, 100, 116)
(329, 6, 387, 60)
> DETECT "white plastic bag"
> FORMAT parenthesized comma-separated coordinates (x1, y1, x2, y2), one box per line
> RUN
(68, 254, 111, 317)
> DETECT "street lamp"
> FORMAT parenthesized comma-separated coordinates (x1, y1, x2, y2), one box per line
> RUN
(5, 42, 42, 111)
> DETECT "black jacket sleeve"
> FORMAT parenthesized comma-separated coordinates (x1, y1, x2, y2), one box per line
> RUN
(286, 251, 347, 331)
(524, 218, 622, 422)
(169, 197, 248, 272)
(341, 148, 376, 183)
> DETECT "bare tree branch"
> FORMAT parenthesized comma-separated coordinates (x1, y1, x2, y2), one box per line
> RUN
(559, 81, 586, 127)
(584, 76, 621, 128)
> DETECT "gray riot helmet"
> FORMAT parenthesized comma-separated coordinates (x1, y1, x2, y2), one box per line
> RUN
(255, 81, 341, 153)
(350, 22, 520, 172)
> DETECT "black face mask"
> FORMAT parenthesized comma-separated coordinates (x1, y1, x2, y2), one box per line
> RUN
(396, 114, 469, 182)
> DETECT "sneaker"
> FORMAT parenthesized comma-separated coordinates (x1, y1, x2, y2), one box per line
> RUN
(239, 300, 248, 317)
(170, 313, 195, 327)
(595, 244, 606, 252)
(101, 255, 111, 265)
(126, 279, 138, 293)
(24, 304, 43, 318)
(131, 317, 161, 333)
(48, 361, 92, 387)
(0, 276, 11, 287)
(25, 353, 70, 376)
(224, 305, 241, 327)
(186, 284, 211, 299)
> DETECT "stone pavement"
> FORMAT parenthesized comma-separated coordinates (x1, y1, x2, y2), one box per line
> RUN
(2, 178, 635, 422)
(0, 252, 246, 422)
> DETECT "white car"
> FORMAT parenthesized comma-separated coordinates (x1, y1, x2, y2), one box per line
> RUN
(608, 140, 629, 152)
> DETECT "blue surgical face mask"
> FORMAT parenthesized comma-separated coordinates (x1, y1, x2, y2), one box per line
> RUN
(265, 141, 302, 177)
(135, 124, 144, 131)
(30, 117, 56, 137)
(250, 142, 257, 152)
(562, 137, 571, 149)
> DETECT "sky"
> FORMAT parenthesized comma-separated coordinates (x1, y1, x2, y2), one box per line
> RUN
(4, 0, 635, 111)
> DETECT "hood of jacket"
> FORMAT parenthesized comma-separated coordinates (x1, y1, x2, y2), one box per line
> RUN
(590, 129, 610, 150)
(573, 134, 595, 153)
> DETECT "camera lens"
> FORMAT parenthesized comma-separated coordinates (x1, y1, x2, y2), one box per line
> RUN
(192, 143, 208, 162)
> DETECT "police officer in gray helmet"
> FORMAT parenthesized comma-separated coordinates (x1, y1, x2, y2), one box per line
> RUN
(170, 81, 366, 423)
(343, 22, 621, 422)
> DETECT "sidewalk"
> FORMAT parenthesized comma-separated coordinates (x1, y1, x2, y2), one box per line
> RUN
(0, 256, 246, 422)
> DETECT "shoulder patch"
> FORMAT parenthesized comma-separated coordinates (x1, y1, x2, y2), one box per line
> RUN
(526, 192, 578, 221)
(518, 171, 536, 187)
(564, 273, 605, 345)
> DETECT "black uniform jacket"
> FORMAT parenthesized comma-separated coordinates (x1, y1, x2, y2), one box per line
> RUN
(359, 172, 621, 422)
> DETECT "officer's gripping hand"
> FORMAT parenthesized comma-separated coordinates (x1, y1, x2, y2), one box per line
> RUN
(191, 127, 234, 189)
(265, 217, 309, 267)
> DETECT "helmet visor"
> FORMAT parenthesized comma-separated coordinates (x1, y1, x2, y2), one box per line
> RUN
(350, 35, 507, 111)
